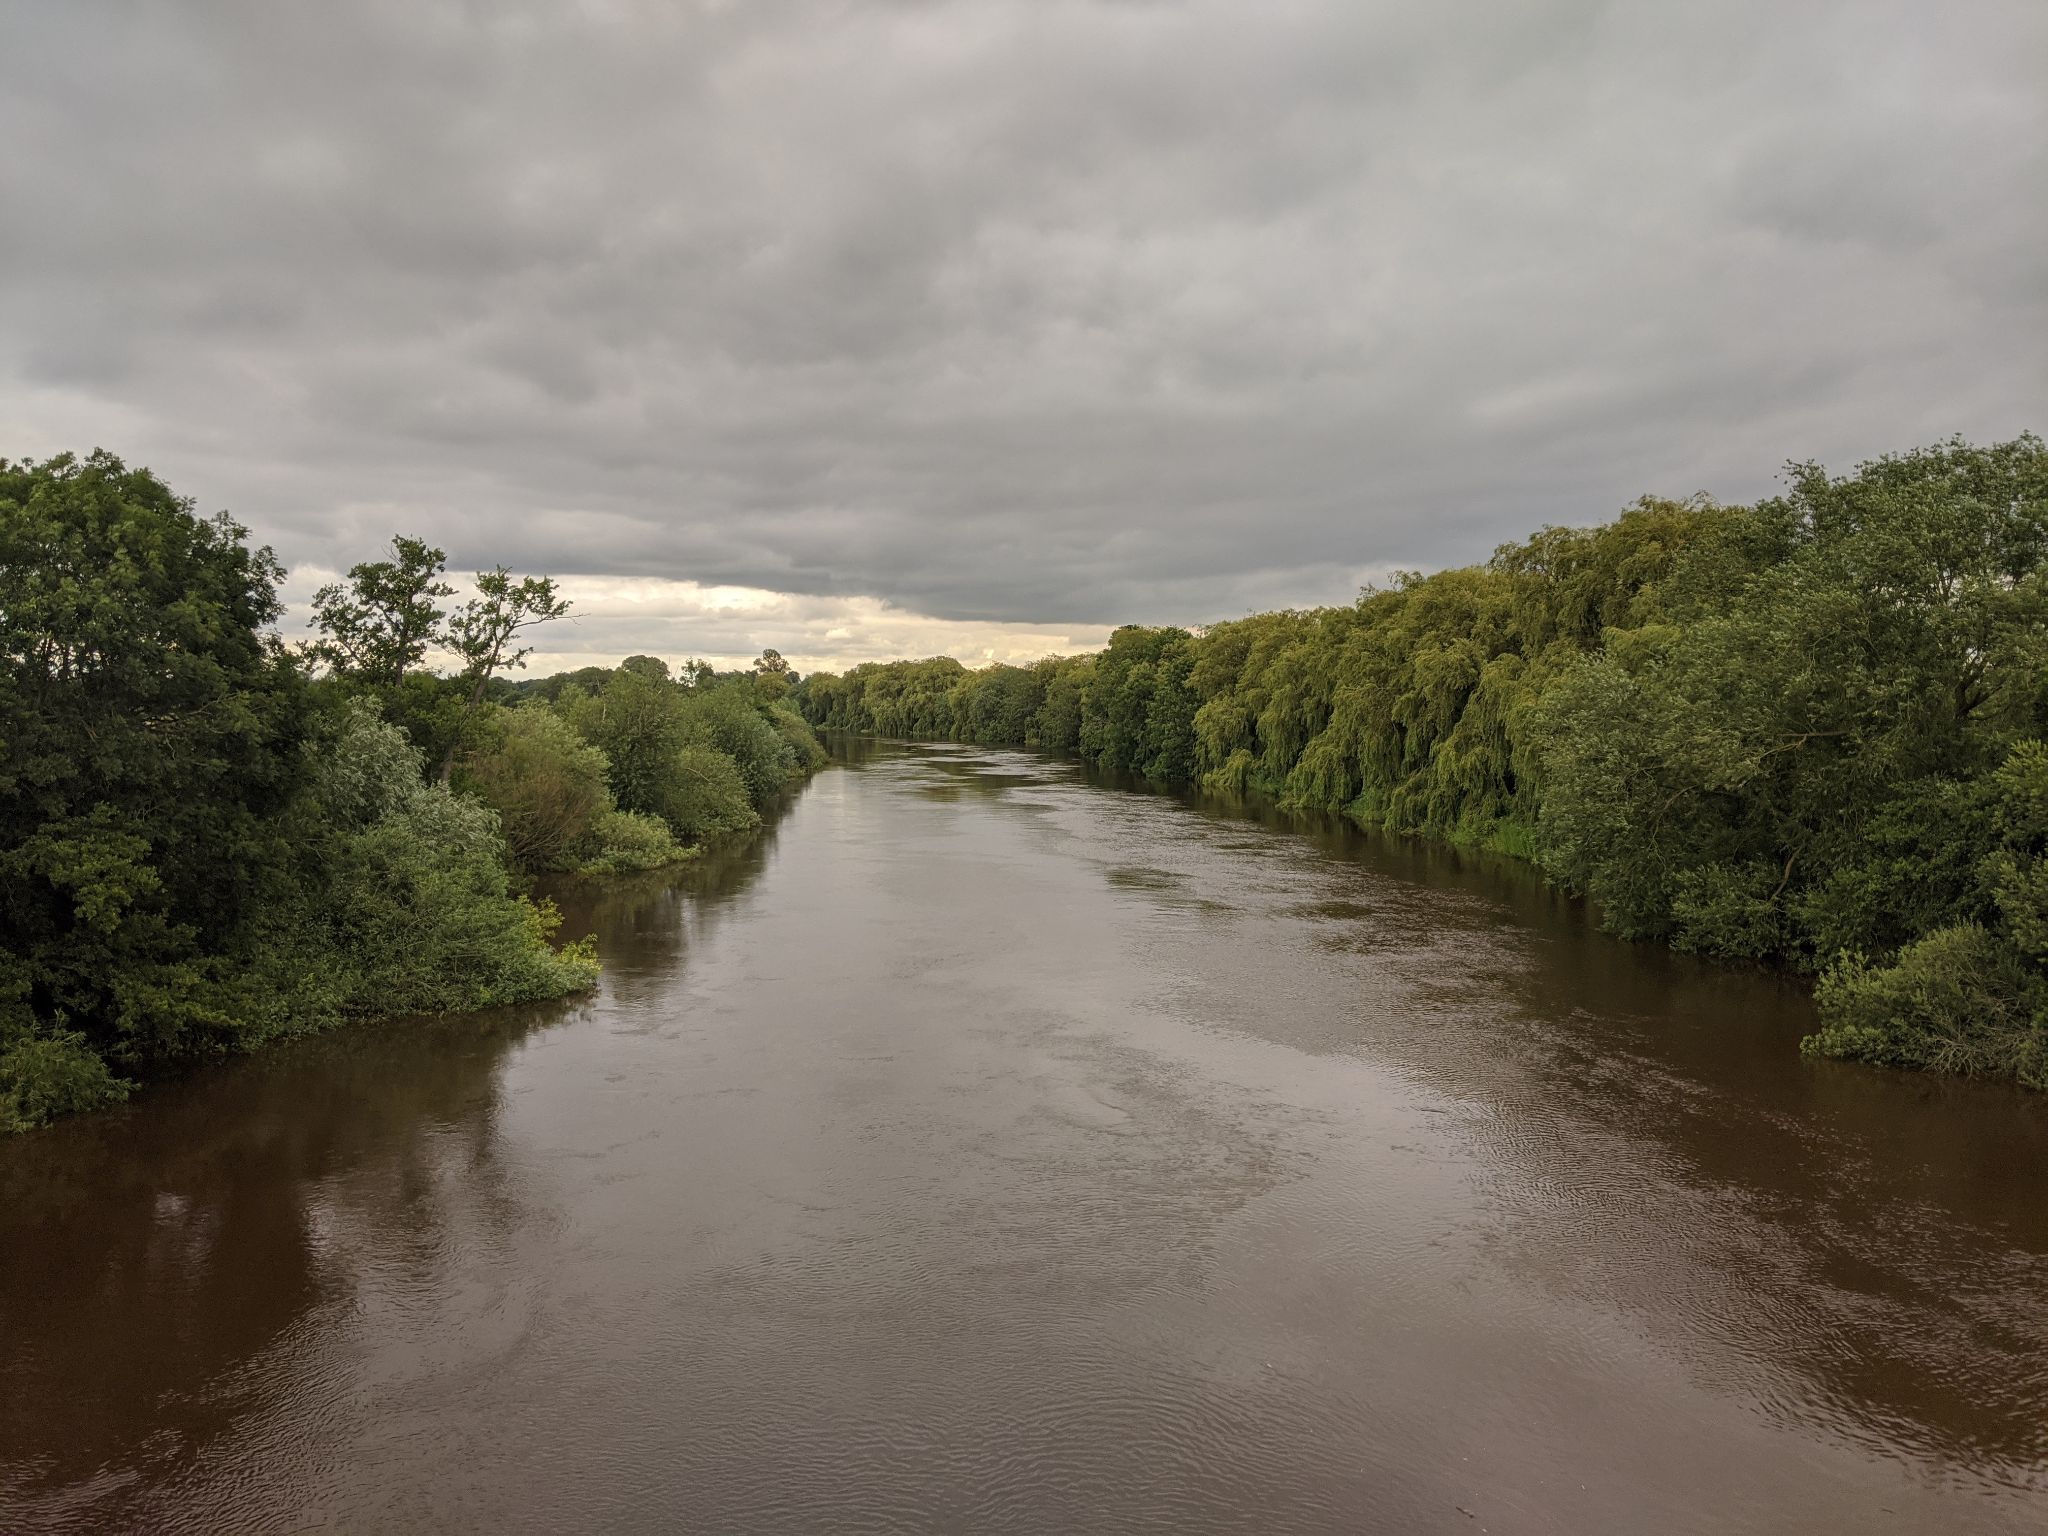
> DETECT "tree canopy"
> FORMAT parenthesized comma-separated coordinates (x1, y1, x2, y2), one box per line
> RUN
(1, 451, 821, 1130)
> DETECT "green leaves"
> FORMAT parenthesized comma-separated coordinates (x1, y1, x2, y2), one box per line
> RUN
(1531, 433, 2048, 978)
(8, 808, 159, 933)
(447, 567, 572, 695)
(549, 664, 821, 854)
(0, 1029, 130, 1133)
(2, 451, 308, 1086)
(308, 536, 453, 685)
(2, 459, 602, 1130)
(799, 432, 2048, 1087)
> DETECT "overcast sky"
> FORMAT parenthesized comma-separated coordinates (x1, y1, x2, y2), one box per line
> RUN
(4, 0, 2044, 673)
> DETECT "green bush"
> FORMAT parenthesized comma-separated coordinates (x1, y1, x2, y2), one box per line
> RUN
(769, 703, 829, 775)
(1807, 926, 2047, 1087)
(241, 703, 600, 1034)
(559, 664, 689, 822)
(552, 665, 824, 848)
(580, 807, 690, 874)
(464, 706, 611, 872)
(1669, 861, 1791, 959)
(658, 744, 761, 844)
(677, 684, 798, 808)
(0, 1028, 132, 1132)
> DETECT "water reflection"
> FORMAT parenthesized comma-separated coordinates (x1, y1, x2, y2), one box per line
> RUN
(893, 740, 2048, 1489)
(0, 817, 790, 1533)
(4, 742, 2044, 1534)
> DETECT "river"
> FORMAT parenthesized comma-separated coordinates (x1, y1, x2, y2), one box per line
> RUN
(3, 740, 2044, 1534)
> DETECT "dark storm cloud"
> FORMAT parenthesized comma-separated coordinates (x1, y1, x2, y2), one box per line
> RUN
(3, 0, 2043, 628)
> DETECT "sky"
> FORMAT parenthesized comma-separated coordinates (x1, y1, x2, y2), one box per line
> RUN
(4, 0, 2044, 676)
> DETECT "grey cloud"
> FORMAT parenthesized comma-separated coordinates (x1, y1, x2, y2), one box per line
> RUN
(3, 0, 2043, 629)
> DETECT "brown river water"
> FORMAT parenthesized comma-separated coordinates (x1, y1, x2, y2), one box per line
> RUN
(3, 739, 2045, 1534)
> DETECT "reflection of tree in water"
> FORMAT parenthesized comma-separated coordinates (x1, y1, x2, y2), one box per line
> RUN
(1079, 758, 2048, 1488)
(1443, 927, 2048, 1487)
(0, 803, 798, 1528)
(0, 998, 568, 1524)
(544, 817, 790, 1006)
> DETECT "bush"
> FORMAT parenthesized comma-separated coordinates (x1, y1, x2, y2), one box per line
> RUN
(580, 808, 690, 874)
(0, 1028, 132, 1133)
(553, 667, 823, 848)
(1669, 861, 1790, 959)
(769, 703, 829, 775)
(658, 744, 761, 844)
(1807, 925, 2047, 1087)
(677, 685, 797, 808)
(464, 707, 610, 872)
(559, 666, 687, 821)
(241, 703, 600, 1034)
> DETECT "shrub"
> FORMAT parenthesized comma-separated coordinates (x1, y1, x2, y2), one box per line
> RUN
(241, 703, 600, 1034)
(769, 704, 829, 775)
(1807, 926, 2047, 1087)
(581, 808, 690, 874)
(559, 667, 687, 820)
(464, 707, 610, 872)
(677, 685, 797, 808)
(658, 745, 761, 844)
(0, 1028, 132, 1133)
(1669, 861, 1790, 959)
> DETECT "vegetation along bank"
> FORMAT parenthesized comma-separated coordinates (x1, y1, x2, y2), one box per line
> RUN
(798, 435, 2048, 1089)
(1, 452, 823, 1130)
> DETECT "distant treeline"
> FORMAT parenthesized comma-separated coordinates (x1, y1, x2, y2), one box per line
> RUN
(1, 452, 821, 1130)
(799, 436, 2048, 1089)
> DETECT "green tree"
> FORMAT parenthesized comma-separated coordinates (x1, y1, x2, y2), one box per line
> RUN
(678, 683, 800, 808)
(239, 703, 599, 1028)
(1, 452, 310, 1120)
(560, 665, 688, 821)
(660, 745, 761, 843)
(1532, 436, 2048, 961)
(309, 536, 452, 685)
(462, 707, 611, 871)
(438, 567, 571, 780)
(1807, 738, 2048, 1085)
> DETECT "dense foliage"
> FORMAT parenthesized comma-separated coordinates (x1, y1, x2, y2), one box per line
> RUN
(799, 435, 2048, 1087)
(1, 453, 821, 1130)
(496, 655, 823, 859)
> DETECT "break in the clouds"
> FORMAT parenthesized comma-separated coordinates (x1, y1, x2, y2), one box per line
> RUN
(273, 564, 1132, 678)
(3, 1, 2044, 664)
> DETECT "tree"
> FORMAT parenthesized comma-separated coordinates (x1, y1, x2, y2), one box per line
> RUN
(461, 707, 610, 871)
(309, 536, 452, 685)
(439, 567, 571, 780)
(560, 665, 688, 822)
(1, 451, 308, 1119)
(1532, 435, 2048, 961)
(751, 648, 793, 700)
(449, 568, 572, 705)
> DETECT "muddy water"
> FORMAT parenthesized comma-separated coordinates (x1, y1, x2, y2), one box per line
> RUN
(3, 741, 2044, 1534)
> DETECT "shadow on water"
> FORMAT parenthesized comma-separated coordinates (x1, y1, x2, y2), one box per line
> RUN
(0, 798, 799, 1525)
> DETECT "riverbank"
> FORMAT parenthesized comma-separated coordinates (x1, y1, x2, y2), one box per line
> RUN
(3, 452, 841, 1134)
(796, 434, 2048, 1090)
(6, 741, 2040, 1533)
